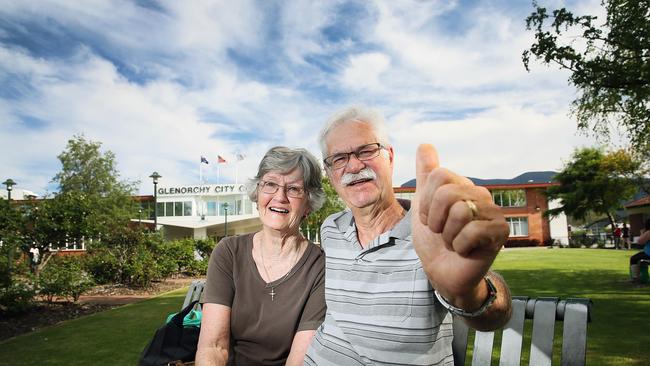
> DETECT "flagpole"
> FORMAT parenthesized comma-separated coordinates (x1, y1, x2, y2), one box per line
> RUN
(199, 161, 203, 184)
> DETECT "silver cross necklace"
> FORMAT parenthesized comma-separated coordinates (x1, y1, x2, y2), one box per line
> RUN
(259, 239, 301, 301)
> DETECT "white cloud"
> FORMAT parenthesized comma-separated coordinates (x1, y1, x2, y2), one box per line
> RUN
(278, 0, 336, 64)
(0, 0, 614, 198)
(340, 52, 391, 90)
(389, 104, 600, 186)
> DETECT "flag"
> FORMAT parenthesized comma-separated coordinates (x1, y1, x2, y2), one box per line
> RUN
(236, 153, 246, 161)
(217, 155, 227, 164)
(201, 156, 209, 164)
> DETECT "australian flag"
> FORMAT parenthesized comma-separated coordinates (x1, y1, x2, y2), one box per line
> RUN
(201, 156, 209, 164)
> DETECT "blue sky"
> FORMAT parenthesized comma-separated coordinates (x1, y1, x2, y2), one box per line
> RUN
(0, 0, 607, 196)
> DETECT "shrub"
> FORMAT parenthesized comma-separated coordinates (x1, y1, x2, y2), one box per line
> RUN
(195, 237, 216, 259)
(39, 256, 94, 302)
(84, 249, 120, 284)
(0, 279, 36, 315)
(123, 245, 160, 288)
(505, 239, 542, 248)
(185, 258, 209, 276)
(160, 238, 195, 275)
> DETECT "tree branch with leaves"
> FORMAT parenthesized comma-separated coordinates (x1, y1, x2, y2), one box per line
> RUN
(523, 0, 650, 157)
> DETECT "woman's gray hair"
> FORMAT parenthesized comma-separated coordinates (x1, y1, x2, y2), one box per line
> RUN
(247, 146, 325, 212)
(318, 106, 390, 158)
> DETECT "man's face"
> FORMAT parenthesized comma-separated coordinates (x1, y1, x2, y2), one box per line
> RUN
(324, 121, 394, 210)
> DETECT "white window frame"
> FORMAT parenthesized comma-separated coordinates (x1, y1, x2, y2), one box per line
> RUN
(506, 216, 529, 237)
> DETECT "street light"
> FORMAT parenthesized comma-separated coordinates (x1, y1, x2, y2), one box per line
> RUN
(149, 172, 162, 230)
(2, 178, 16, 284)
(2, 178, 16, 201)
(223, 202, 229, 237)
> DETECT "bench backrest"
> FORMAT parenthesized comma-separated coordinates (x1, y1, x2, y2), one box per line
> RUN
(182, 280, 206, 310)
(181, 284, 592, 365)
(452, 296, 592, 366)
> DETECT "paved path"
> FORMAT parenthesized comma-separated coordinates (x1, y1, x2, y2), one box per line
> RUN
(78, 295, 152, 306)
(77, 277, 201, 306)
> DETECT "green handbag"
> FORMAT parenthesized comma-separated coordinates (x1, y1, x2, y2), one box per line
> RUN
(166, 305, 202, 328)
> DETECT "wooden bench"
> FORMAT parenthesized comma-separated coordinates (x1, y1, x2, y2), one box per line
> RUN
(181, 284, 592, 365)
(453, 296, 592, 366)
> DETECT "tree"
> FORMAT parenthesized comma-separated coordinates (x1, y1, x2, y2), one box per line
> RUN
(302, 177, 346, 243)
(546, 147, 642, 241)
(19, 135, 139, 278)
(51, 135, 139, 240)
(523, 1, 650, 156)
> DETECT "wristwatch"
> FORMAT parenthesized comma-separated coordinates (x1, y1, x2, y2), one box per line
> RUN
(434, 276, 497, 318)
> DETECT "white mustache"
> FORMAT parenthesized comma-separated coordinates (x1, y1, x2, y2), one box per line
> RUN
(340, 168, 377, 186)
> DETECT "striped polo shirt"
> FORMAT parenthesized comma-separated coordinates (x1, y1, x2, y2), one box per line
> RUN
(305, 202, 454, 366)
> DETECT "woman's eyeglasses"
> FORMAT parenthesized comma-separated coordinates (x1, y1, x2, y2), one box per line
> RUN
(258, 180, 306, 198)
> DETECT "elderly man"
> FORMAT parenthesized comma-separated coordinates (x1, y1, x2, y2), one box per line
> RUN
(305, 107, 512, 365)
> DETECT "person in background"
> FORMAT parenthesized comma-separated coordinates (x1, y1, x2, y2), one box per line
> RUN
(305, 106, 512, 365)
(630, 219, 650, 282)
(622, 222, 630, 250)
(614, 225, 622, 249)
(196, 146, 326, 366)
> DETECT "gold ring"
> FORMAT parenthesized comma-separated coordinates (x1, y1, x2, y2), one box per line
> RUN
(465, 200, 479, 220)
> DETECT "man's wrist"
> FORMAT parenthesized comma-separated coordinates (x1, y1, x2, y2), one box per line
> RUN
(434, 276, 497, 318)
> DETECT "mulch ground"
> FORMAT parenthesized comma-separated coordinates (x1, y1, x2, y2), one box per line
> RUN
(0, 277, 200, 342)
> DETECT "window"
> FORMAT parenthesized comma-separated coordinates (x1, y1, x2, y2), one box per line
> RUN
(492, 189, 526, 207)
(175, 202, 183, 216)
(156, 202, 165, 217)
(165, 202, 174, 217)
(183, 201, 192, 216)
(506, 217, 529, 237)
(207, 201, 217, 216)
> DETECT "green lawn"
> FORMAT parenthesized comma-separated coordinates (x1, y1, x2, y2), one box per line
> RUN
(492, 248, 649, 366)
(0, 248, 647, 365)
(0, 288, 186, 366)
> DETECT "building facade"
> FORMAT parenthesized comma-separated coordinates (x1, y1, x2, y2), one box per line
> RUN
(395, 171, 567, 246)
(625, 194, 650, 242)
(138, 183, 262, 241)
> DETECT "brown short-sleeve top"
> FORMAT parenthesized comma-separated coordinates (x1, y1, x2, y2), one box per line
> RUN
(203, 232, 326, 366)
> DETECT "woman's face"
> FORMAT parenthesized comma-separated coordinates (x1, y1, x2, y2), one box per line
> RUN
(257, 168, 310, 233)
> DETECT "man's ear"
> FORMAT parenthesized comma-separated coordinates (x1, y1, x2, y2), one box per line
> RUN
(386, 146, 395, 164)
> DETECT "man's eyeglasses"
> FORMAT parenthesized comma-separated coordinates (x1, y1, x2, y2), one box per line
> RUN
(257, 180, 306, 198)
(323, 143, 385, 170)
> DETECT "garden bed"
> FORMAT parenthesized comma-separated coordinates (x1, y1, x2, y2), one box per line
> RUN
(0, 277, 199, 342)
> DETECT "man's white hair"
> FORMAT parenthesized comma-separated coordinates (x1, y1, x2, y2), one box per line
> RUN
(318, 106, 391, 158)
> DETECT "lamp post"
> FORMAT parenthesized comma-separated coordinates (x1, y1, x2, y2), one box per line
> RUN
(2, 179, 16, 201)
(223, 202, 229, 237)
(149, 172, 161, 230)
(2, 179, 16, 285)
(138, 208, 142, 226)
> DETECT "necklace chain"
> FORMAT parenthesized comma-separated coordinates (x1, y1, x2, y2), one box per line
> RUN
(259, 238, 301, 301)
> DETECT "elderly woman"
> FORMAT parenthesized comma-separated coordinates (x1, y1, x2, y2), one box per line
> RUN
(196, 146, 326, 366)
